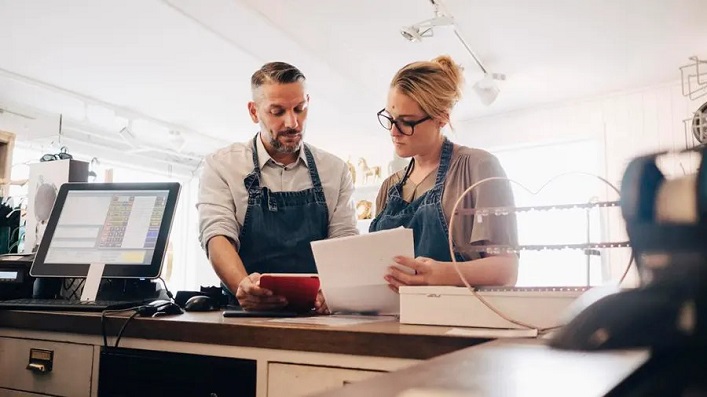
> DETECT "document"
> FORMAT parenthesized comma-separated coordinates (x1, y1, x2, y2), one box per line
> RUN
(311, 227, 414, 315)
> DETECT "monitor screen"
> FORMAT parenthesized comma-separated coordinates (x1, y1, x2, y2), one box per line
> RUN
(31, 182, 181, 279)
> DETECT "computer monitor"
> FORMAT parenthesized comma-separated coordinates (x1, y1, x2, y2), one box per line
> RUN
(30, 182, 181, 279)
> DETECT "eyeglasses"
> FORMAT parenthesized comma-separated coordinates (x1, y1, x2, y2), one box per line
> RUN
(377, 109, 432, 136)
(40, 146, 73, 162)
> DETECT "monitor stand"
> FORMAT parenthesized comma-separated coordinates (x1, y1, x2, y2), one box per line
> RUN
(80, 264, 163, 302)
(80, 263, 105, 302)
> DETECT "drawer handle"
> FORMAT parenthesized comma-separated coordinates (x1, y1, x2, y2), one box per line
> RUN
(26, 348, 53, 374)
(27, 362, 49, 373)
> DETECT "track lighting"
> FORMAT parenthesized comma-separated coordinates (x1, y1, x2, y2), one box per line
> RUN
(400, 0, 505, 105)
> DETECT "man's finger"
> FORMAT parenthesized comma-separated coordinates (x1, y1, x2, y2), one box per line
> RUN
(241, 300, 289, 311)
(245, 284, 275, 297)
(241, 294, 287, 305)
(387, 284, 399, 293)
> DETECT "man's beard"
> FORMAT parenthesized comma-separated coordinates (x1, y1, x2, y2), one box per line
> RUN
(268, 128, 303, 154)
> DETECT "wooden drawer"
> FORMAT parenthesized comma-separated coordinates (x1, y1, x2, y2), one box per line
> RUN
(267, 362, 383, 397)
(0, 388, 51, 396)
(0, 337, 94, 397)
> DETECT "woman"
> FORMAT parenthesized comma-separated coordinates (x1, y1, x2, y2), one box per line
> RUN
(370, 55, 519, 292)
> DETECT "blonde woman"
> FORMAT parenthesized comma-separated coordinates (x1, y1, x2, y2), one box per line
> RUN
(370, 55, 519, 292)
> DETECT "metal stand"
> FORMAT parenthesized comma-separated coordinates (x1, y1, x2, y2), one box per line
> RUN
(80, 263, 105, 302)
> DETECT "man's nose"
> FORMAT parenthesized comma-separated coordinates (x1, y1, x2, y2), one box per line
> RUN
(284, 111, 299, 129)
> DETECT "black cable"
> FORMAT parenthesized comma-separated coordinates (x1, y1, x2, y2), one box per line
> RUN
(100, 306, 143, 349)
(114, 311, 140, 348)
(158, 276, 174, 300)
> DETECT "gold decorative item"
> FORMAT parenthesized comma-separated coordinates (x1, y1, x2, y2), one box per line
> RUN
(358, 158, 381, 184)
(356, 200, 373, 220)
(346, 159, 357, 185)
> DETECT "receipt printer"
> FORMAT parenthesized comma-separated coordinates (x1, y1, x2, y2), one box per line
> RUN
(0, 254, 34, 300)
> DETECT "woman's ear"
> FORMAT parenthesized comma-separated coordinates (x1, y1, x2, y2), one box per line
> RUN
(438, 111, 450, 129)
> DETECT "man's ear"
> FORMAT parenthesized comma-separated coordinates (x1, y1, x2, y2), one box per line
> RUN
(247, 102, 259, 123)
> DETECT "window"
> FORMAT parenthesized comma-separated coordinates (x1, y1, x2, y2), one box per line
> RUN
(492, 140, 615, 287)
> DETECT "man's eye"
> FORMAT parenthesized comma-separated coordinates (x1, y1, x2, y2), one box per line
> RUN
(271, 110, 284, 116)
(294, 107, 304, 113)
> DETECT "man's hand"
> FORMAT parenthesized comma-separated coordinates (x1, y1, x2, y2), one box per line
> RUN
(235, 273, 288, 311)
(314, 290, 330, 315)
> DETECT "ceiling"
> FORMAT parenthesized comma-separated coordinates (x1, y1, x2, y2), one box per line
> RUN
(0, 0, 705, 156)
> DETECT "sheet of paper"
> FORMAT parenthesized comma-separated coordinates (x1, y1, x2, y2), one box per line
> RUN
(445, 327, 539, 338)
(311, 228, 414, 315)
(267, 315, 394, 327)
(398, 388, 475, 397)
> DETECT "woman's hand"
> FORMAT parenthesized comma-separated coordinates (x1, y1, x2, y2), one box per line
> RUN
(384, 256, 448, 293)
(314, 290, 330, 314)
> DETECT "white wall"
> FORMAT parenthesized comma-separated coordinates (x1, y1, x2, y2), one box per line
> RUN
(453, 80, 705, 284)
(455, 80, 701, 180)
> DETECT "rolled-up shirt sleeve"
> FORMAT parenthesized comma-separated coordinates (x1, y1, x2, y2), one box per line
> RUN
(327, 160, 359, 238)
(197, 154, 240, 252)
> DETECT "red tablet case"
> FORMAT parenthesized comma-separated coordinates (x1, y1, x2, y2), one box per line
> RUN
(259, 274, 320, 313)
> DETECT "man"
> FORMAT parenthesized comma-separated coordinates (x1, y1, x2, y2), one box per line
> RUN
(197, 61, 358, 312)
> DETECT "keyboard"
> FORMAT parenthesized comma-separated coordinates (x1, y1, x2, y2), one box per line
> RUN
(0, 298, 147, 312)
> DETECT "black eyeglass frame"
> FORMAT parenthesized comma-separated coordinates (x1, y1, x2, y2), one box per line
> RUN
(376, 108, 432, 136)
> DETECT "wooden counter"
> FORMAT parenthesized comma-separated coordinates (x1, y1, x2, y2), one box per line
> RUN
(312, 339, 650, 397)
(0, 310, 489, 360)
(0, 309, 499, 397)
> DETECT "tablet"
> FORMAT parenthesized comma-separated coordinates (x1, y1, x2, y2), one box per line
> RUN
(259, 273, 320, 313)
(223, 309, 298, 318)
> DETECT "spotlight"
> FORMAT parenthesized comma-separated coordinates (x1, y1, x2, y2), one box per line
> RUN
(472, 74, 501, 106)
(400, 15, 454, 42)
(118, 124, 140, 149)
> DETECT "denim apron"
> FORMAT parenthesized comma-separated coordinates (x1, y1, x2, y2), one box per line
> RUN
(369, 138, 465, 262)
(238, 134, 330, 275)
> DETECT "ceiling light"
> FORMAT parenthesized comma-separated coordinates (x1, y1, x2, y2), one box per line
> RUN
(118, 123, 140, 149)
(168, 130, 186, 153)
(472, 74, 501, 106)
(400, 15, 454, 42)
(401, 0, 506, 106)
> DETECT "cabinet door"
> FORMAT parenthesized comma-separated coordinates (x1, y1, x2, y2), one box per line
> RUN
(267, 363, 383, 397)
(99, 347, 256, 397)
(0, 337, 93, 397)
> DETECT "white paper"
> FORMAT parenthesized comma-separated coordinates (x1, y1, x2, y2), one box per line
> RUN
(445, 327, 539, 338)
(311, 228, 414, 315)
(267, 315, 393, 327)
(398, 388, 475, 397)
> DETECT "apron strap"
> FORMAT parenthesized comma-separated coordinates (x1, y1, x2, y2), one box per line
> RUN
(432, 138, 454, 187)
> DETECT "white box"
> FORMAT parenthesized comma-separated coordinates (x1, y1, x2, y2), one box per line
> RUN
(25, 159, 88, 253)
(399, 286, 587, 329)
